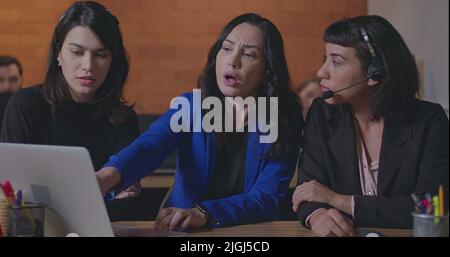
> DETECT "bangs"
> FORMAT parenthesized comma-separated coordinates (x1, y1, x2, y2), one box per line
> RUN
(323, 20, 360, 48)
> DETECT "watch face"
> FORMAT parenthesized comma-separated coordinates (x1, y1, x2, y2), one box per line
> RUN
(195, 204, 208, 214)
(195, 204, 214, 226)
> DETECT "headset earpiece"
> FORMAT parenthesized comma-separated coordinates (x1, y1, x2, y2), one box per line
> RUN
(367, 57, 385, 81)
(360, 26, 385, 81)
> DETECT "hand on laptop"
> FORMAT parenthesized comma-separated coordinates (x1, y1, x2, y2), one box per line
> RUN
(114, 181, 141, 199)
(96, 167, 122, 196)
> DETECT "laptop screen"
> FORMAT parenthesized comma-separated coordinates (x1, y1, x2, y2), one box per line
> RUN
(0, 143, 113, 236)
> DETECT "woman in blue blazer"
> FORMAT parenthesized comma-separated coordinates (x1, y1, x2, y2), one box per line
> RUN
(96, 13, 302, 230)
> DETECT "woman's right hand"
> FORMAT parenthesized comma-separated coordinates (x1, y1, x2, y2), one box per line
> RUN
(95, 167, 122, 196)
(114, 181, 141, 199)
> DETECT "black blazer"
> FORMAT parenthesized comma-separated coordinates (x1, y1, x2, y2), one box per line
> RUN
(296, 98, 449, 228)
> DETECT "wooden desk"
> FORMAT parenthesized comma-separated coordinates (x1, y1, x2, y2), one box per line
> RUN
(141, 169, 298, 188)
(112, 221, 412, 237)
(141, 174, 174, 188)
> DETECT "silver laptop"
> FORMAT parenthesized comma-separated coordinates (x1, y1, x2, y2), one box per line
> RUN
(0, 143, 114, 236)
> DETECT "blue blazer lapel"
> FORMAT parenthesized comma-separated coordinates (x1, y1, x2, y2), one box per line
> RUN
(244, 132, 266, 191)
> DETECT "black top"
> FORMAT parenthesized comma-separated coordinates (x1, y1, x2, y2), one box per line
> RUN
(0, 93, 13, 131)
(205, 132, 248, 201)
(0, 85, 139, 170)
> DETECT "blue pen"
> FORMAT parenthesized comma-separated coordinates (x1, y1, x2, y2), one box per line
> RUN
(15, 190, 22, 207)
(105, 190, 116, 201)
(425, 192, 432, 203)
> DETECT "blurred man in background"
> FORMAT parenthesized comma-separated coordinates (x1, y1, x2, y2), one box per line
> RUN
(0, 55, 23, 130)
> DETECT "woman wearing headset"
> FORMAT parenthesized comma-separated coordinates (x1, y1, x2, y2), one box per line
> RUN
(292, 15, 448, 236)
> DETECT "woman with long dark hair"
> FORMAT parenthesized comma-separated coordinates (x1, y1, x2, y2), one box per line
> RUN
(292, 15, 448, 236)
(1, 1, 140, 200)
(96, 13, 303, 231)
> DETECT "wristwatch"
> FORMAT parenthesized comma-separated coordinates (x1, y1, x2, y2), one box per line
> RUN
(194, 203, 215, 226)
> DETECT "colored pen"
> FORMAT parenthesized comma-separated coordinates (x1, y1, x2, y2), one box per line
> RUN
(425, 192, 432, 204)
(411, 193, 423, 213)
(16, 189, 36, 228)
(426, 201, 433, 215)
(16, 190, 22, 208)
(421, 199, 430, 214)
(0, 184, 12, 206)
(433, 195, 440, 224)
(439, 185, 444, 216)
(1, 180, 16, 205)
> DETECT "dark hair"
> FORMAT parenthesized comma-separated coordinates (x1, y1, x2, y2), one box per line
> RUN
(197, 13, 302, 159)
(297, 77, 320, 93)
(0, 56, 23, 75)
(323, 15, 419, 121)
(43, 1, 131, 124)
(296, 76, 320, 109)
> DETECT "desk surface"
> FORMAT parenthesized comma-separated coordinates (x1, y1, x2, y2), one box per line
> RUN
(141, 169, 298, 188)
(112, 221, 412, 237)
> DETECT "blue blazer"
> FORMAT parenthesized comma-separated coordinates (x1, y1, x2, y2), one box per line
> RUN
(105, 92, 298, 227)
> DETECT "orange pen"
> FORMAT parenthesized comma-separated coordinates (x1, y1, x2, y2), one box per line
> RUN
(439, 185, 444, 216)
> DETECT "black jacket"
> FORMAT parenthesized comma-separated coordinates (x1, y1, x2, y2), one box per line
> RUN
(296, 98, 449, 228)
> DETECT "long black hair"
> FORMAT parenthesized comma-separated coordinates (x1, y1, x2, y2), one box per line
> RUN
(43, 1, 132, 124)
(323, 15, 419, 122)
(197, 13, 303, 159)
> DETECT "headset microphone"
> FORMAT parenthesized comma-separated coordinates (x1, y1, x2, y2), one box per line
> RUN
(320, 76, 372, 100)
(320, 90, 334, 100)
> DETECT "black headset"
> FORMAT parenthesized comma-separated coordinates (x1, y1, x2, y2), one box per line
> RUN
(360, 26, 385, 81)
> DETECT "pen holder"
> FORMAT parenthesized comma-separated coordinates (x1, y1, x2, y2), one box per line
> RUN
(0, 198, 7, 235)
(7, 202, 46, 237)
(411, 212, 449, 237)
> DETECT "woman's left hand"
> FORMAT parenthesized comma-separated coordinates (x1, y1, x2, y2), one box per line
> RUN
(154, 207, 207, 231)
(292, 180, 336, 212)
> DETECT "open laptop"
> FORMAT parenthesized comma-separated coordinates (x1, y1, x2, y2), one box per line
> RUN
(0, 143, 114, 236)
